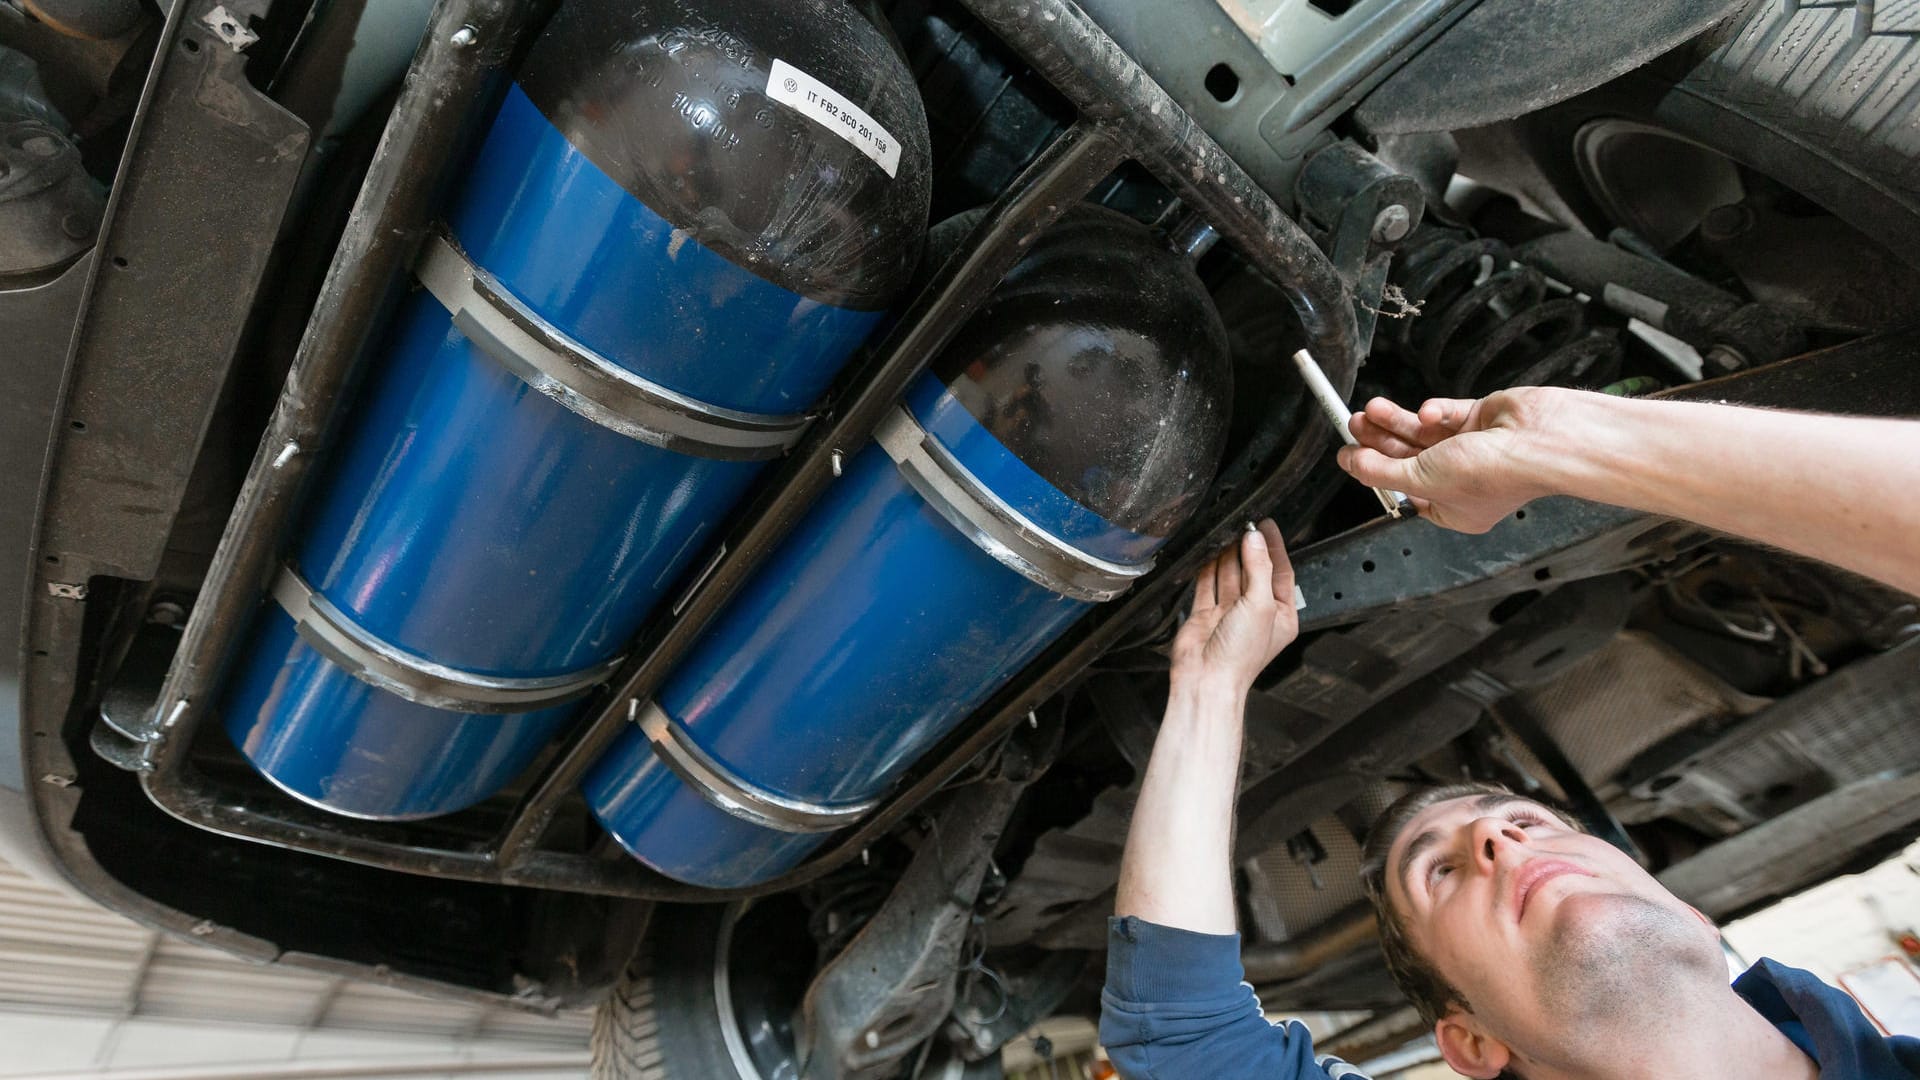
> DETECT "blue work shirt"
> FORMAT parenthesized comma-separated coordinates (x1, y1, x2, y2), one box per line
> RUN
(1100, 916, 1920, 1078)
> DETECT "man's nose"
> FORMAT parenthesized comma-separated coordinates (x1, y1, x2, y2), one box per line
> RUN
(1469, 816, 1530, 870)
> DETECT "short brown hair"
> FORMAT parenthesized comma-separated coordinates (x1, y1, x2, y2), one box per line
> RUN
(1358, 783, 1583, 1027)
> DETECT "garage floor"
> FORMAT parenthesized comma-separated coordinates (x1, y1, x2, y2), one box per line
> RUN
(0, 855, 590, 1079)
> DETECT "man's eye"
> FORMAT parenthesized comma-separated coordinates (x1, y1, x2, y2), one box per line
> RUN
(1429, 862, 1453, 885)
(1510, 813, 1547, 828)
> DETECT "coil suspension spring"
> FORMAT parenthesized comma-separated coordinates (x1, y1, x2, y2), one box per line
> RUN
(1382, 226, 1624, 397)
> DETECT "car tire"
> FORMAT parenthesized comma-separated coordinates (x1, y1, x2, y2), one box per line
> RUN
(591, 902, 1004, 1080)
(1505, 0, 1920, 266)
(591, 903, 781, 1080)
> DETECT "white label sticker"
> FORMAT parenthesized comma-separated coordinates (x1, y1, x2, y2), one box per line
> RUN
(766, 58, 900, 179)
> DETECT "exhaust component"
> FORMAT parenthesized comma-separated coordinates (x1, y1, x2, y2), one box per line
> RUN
(796, 714, 1060, 1080)
(218, 0, 930, 819)
(584, 206, 1233, 887)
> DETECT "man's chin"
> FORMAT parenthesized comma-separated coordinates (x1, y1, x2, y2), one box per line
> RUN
(1537, 883, 1636, 926)
(1533, 892, 1713, 1018)
(1541, 888, 1685, 950)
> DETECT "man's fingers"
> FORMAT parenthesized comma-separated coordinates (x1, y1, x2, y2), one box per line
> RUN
(1361, 397, 1429, 446)
(1350, 413, 1422, 458)
(1216, 539, 1244, 607)
(1255, 519, 1292, 601)
(1337, 445, 1423, 493)
(1417, 397, 1478, 435)
(1191, 559, 1218, 614)
(1238, 526, 1274, 609)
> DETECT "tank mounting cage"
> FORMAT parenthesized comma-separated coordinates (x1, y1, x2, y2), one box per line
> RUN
(131, 0, 1360, 901)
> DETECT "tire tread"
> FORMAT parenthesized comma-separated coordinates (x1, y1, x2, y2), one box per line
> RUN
(1688, 0, 1920, 201)
(591, 944, 673, 1080)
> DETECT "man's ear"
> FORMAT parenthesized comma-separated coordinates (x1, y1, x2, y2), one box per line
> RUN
(1435, 1012, 1511, 1080)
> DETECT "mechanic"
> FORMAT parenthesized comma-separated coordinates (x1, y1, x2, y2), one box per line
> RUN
(1100, 386, 1920, 1079)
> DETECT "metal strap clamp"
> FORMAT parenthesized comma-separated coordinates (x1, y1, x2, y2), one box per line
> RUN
(414, 230, 811, 461)
(273, 567, 619, 714)
(633, 700, 877, 834)
(873, 407, 1151, 602)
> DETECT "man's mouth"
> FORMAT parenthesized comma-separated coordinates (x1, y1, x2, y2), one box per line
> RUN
(1510, 859, 1592, 921)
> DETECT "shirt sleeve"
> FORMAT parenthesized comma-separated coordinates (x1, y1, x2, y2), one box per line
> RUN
(1099, 916, 1368, 1080)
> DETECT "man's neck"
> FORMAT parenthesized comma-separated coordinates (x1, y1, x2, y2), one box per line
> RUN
(1526, 980, 1819, 1080)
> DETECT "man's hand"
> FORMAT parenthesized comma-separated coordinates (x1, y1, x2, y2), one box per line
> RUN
(1118, 520, 1298, 933)
(1336, 388, 1560, 533)
(1169, 519, 1298, 691)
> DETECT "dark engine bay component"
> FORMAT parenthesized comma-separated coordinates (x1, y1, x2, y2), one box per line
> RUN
(0, 45, 104, 282)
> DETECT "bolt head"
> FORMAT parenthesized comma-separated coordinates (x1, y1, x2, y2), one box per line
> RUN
(1703, 345, 1745, 373)
(1700, 203, 1755, 242)
(1370, 204, 1412, 243)
(149, 601, 187, 626)
(450, 25, 478, 46)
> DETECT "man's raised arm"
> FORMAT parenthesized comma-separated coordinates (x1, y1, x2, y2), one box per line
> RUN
(1339, 387, 1920, 597)
(1101, 523, 1361, 1080)
(1114, 521, 1295, 930)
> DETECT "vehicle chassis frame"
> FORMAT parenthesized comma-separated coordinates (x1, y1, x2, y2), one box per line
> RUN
(24, 0, 1916, 921)
(23, 0, 1363, 905)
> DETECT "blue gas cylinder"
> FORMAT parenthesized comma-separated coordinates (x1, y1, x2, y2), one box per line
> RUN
(218, 0, 930, 819)
(584, 205, 1233, 887)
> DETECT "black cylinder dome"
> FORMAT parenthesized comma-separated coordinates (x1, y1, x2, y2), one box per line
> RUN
(517, 0, 931, 310)
(932, 204, 1233, 537)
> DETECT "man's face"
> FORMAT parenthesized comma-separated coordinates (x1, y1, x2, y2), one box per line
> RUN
(1383, 793, 1720, 1070)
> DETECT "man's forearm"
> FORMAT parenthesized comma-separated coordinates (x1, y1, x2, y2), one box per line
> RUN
(1521, 391, 1920, 597)
(1114, 675, 1247, 934)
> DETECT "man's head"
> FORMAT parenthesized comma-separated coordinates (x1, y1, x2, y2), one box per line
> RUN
(1360, 784, 1723, 1078)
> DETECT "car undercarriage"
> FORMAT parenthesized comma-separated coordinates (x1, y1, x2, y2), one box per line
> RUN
(4, 0, 1919, 1075)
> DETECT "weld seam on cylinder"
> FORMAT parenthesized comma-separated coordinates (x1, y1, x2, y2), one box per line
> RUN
(272, 567, 619, 714)
(633, 699, 876, 833)
(872, 407, 1151, 602)
(414, 230, 812, 461)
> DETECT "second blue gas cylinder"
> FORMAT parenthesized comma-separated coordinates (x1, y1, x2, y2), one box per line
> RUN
(217, 0, 930, 819)
(585, 205, 1233, 887)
